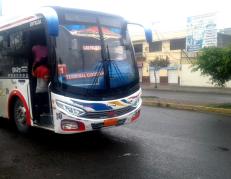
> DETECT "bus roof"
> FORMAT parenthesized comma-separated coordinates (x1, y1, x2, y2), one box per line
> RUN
(0, 7, 59, 36)
(0, 15, 39, 32)
(0, 6, 124, 35)
(51, 6, 123, 19)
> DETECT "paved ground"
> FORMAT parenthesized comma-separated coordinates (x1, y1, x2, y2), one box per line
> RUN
(142, 89, 231, 105)
(1, 107, 231, 179)
(142, 84, 231, 95)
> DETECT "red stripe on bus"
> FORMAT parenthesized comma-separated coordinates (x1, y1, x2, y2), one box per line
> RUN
(8, 90, 32, 126)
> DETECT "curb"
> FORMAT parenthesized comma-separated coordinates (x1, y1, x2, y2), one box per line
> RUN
(142, 98, 231, 116)
(142, 87, 231, 95)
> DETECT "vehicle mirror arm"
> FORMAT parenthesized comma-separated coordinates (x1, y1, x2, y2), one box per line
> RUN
(125, 21, 153, 44)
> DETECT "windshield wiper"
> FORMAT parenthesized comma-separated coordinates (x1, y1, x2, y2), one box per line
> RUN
(97, 20, 110, 89)
(105, 45, 124, 82)
(86, 19, 126, 95)
(86, 18, 110, 95)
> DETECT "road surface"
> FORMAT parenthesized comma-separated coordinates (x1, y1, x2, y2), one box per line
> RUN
(0, 106, 231, 179)
(142, 89, 231, 104)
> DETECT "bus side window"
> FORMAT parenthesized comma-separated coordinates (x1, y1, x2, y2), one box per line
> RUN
(0, 35, 3, 76)
(9, 31, 23, 50)
(0, 35, 3, 49)
(6, 34, 10, 49)
(0, 34, 8, 52)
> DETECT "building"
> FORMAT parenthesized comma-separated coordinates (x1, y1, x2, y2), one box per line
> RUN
(132, 29, 231, 88)
(132, 30, 187, 84)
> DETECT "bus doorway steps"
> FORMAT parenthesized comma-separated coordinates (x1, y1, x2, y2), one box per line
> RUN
(34, 114, 54, 129)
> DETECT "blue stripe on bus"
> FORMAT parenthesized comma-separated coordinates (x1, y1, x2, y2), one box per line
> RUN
(71, 100, 113, 111)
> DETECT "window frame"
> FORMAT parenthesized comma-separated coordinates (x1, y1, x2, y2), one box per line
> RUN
(149, 41, 162, 52)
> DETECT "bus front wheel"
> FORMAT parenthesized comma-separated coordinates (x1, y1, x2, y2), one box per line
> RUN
(13, 98, 30, 133)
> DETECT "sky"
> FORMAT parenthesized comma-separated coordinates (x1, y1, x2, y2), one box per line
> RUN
(1, 0, 231, 32)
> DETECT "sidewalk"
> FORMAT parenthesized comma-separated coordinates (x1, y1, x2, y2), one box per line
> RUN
(141, 83, 231, 116)
(142, 97, 231, 116)
(141, 83, 231, 95)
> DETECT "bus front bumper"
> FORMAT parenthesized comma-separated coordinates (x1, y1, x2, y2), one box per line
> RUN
(54, 100, 142, 134)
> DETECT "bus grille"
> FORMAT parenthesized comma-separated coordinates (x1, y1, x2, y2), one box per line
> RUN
(81, 106, 136, 119)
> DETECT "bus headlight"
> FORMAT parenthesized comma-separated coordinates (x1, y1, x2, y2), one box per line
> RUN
(56, 100, 85, 117)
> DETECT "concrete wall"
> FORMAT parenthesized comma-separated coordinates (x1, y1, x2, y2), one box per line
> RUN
(162, 40, 170, 52)
(168, 69, 178, 84)
(150, 68, 178, 84)
(150, 69, 160, 83)
(142, 61, 150, 77)
(180, 64, 231, 87)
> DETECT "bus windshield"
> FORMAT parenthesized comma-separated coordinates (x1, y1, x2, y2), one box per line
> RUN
(55, 14, 139, 99)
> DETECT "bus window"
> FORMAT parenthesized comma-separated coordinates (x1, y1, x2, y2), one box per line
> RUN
(9, 31, 23, 50)
(0, 35, 3, 49)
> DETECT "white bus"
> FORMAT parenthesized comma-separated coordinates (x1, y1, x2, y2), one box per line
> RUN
(0, 6, 152, 134)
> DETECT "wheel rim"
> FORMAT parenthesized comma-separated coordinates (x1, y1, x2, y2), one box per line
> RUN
(15, 101, 27, 127)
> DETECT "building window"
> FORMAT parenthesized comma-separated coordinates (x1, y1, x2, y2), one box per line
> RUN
(134, 44, 143, 53)
(149, 41, 162, 52)
(170, 38, 186, 50)
(217, 33, 231, 48)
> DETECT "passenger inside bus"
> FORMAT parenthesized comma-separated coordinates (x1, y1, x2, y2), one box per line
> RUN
(32, 45, 50, 121)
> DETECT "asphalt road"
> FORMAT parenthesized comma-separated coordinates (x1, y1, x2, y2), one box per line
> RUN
(1, 107, 231, 179)
(142, 89, 231, 104)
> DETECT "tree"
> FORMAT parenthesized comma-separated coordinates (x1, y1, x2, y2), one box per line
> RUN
(193, 46, 231, 87)
(150, 57, 170, 88)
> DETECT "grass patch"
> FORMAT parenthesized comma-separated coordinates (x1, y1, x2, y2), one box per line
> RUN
(207, 103, 231, 109)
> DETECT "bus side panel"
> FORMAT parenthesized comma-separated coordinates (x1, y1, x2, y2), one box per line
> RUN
(0, 79, 32, 122)
(0, 79, 6, 118)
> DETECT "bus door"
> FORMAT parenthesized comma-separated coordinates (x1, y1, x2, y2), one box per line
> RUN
(28, 27, 53, 128)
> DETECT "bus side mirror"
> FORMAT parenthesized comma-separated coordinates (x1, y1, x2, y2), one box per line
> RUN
(145, 29, 153, 43)
(125, 21, 153, 43)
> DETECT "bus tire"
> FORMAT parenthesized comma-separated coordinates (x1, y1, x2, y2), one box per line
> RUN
(13, 98, 30, 133)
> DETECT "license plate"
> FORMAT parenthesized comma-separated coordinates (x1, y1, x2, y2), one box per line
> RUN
(104, 119, 117, 127)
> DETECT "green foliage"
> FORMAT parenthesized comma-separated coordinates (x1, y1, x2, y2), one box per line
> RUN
(149, 57, 170, 70)
(194, 46, 231, 87)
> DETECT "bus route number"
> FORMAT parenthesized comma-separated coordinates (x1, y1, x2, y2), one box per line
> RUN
(30, 19, 42, 27)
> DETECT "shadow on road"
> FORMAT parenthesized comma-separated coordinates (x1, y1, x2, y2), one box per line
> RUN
(0, 117, 137, 154)
(0, 118, 147, 179)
